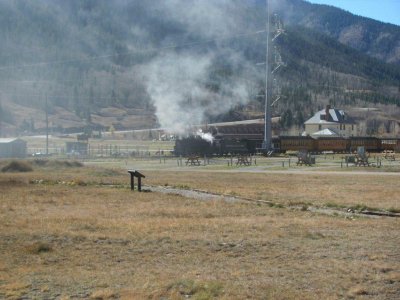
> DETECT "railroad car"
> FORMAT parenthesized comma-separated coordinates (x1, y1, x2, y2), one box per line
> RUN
(349, 137, 380, 152)
(279, 136, 315, 152)
(380, 139, 400, 152)
(315, 137, 348, 153)
(174, 135, 400, 156)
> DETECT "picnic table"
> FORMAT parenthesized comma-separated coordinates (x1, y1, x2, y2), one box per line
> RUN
(296, 151, 315, 166)
(351, 146, 370, 167)
(383, 150, 395, 161)
(236, 155, 251, 166)
(185, 156, 201, 166)
(354, 154, 370, 167)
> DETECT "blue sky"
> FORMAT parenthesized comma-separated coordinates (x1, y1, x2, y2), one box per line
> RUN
(306, 0, 400, 26)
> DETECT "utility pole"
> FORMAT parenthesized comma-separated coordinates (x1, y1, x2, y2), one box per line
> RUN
(0, 100, 2, 138)
(45, 94, 49, 156)
(262, 2, 285, 153)
(262, 0, 272, 151)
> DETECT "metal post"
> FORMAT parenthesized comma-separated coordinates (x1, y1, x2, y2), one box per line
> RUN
(262, 0, 272, 151)
(130, 173, 134, 191)
(45, 94, 49, 156)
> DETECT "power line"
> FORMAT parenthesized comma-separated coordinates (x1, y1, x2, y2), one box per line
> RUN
(0, 91, 118, 101)
(0, 30, 266, 71)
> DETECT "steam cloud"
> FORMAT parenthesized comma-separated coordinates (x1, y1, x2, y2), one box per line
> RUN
(196, 129, 214, 143)
(141, 0, 262, 134)
(143, 51, 255, 133)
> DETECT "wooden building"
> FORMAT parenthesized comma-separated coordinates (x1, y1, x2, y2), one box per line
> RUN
(0, 138, 27, 158)
(304, 105, 357, 137)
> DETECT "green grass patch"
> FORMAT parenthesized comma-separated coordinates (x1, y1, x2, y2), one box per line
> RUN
(305, 231, 325, 240)
(173, 184, 191, 190)
(325, 202, 344, 209)
(167, 279, 223, 299)
(388, 207, 400, 214)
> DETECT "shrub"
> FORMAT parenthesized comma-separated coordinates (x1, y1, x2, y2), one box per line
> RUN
(26, 242, 52, 254)
(1, 160, 33, 172)
(32, 159, 83, 168)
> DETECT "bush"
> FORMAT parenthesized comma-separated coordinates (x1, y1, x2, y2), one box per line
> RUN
(25, 242, 52, 254)
(32, 159, 83, 168)
(1, 160, 33, 172)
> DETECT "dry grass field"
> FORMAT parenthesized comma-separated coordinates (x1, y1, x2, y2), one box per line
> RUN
(0, 161, 399, 299)
(143, 170, 400, 212)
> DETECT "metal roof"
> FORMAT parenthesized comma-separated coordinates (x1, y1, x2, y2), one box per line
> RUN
(0, 138, 24, 144)
(304, 108, 354, 125)
(311, 128, 340, 137)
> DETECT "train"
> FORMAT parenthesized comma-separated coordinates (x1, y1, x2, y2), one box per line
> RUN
(174, 135, 400, 156)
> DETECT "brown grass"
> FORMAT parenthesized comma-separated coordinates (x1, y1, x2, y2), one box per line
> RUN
(90, 289, 118, 299)
(0, 164, 399, 299)
(144, 170, 400, 211)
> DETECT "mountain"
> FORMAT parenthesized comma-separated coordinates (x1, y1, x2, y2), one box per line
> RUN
(269, 0, 400, 65)
(0, 0, 399, 136)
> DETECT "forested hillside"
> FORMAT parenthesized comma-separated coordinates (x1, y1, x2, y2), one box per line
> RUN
(0, 0, 399, 136)
(269, 0, 400, 65)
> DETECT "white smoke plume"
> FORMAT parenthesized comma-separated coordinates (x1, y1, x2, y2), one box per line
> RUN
(141, 0, 264, 134)
(196, 129, 214, 143)
(143, 50, 256, 134)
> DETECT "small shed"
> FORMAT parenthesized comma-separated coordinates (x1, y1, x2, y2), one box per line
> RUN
(0, 138, 27, 158)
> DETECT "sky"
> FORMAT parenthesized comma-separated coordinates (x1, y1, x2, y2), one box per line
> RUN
(307, 0, 400, 26)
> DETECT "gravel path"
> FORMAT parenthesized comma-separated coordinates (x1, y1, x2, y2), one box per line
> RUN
(146, 185, 400, 219)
